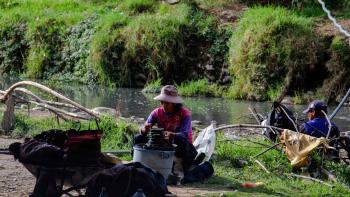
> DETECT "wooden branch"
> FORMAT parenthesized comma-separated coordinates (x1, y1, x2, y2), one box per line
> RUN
(320, 167, 350, 191)
(0, 90, 30, 104)
(5, 91, 92, 121)
(288, 173, 333, 188)
(320, 167, 337, 182)
(14, 88, 77, 109)
(214, 124, 283, 133)
(1, 95, 15, 133)
(254, 159, 270, 174)
(27, 100, 93, 120)
(0, 81, 99, 120)
(249, 107, 263, 124)
(252, 143, 282, 158)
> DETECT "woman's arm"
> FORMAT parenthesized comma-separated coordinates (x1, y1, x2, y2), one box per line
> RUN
(177, 115, 192, 140)
(140, 112, 157, 135)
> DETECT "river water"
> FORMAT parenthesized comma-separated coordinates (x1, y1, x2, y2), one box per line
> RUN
(0, 79, 349, 131)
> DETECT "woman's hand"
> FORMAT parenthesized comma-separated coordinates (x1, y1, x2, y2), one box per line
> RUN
(141, 123, 152, 134)
(164, 131, 175, 140)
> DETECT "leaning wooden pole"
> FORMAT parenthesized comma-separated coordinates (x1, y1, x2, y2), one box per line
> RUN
(1, 95, 15, 134)
(214, 124, 283, 133)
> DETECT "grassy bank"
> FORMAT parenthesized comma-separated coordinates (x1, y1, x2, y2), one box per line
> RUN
(0, 0, 223, 87)
(3, 113, 350, 196)
(1, 0, 350, 102)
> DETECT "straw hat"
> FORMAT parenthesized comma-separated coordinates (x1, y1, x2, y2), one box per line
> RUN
(154, 85, 183, 104)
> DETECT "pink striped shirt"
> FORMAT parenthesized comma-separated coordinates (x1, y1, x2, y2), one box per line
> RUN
(146, 107, 192, 143)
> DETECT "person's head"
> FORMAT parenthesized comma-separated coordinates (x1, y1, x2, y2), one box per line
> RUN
(154, 85, 183, 113)
(303, 100, 327, 120)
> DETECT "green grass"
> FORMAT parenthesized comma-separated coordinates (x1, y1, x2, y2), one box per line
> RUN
(142, 78, 162, 93)
(177, 79, 224, 97)
(190, 134, 350, 196)
(0, 0, 120, 80)
(0, 0, 220, 87)
(118, 0, 157, 14)
(195, 0, 237, 9)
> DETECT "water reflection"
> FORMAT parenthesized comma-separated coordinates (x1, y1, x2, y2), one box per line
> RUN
(0, 78, 348, 131)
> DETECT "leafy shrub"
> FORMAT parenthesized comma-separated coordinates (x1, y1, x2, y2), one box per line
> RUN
(228, 6, 322, 100)
(60, 15, 99, 84)
(321, 36, 350, 102)
(0, 23, 28, 75)
(120, 3, 190, 83)
(90, 12, 129, 85)
(25, 18, 65, 78)
(91, 3, 194, 86)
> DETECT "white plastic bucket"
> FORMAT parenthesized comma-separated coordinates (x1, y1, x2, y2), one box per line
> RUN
(133, 146, 174, 179)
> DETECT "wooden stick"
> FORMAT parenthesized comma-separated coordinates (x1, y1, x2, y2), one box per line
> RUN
(320, 167, 337, 182)
(103, 150, 130, 155)
(254, 159, 270, 174)
(249, 107, 263, 124)
(245, 139, 272, 148)
(214, 124, 283, 133)
(288, 173, 333, 188)
(0, 81, 99, 120)
(320, 167, 350, 191)
(14, 88, 76, 109)
(252, 143, 282, 158)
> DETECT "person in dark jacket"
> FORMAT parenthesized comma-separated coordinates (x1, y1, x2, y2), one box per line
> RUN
(300, 100, 340, 138)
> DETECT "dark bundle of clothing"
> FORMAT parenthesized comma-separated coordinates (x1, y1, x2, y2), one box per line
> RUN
(9, 139, 64, 166)
(182, 161, 214, 184)
(86, 162, 171, 197)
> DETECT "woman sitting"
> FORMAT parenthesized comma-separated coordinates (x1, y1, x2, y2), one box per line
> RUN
(133, 85, 197, 178)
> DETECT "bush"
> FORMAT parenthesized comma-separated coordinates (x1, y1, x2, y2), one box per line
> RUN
(227, 6, 323, 100)
(90, 3, 193, 86)
(90, 12, 129, 85)
(25, 18, 65, 78)
(0, 22, 28, 75)
(60, 15, 100, 84)
(321, 36, 350, 102)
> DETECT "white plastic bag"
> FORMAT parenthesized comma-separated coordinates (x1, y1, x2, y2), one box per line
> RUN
(193, 121, 216, 161)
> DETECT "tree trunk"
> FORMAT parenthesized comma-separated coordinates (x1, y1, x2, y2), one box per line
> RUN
(1, 96, 15, 134)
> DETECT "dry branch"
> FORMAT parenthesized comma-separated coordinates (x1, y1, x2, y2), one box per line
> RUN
(14, 88, 76, 109)
(0, 81, 98, 120)
(254, 159, 270, 174)
(288, 173, 333, 188)
(214, 124, 283, 133)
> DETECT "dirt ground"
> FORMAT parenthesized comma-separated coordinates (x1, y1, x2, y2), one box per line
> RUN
(0, 137, 232, 197)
